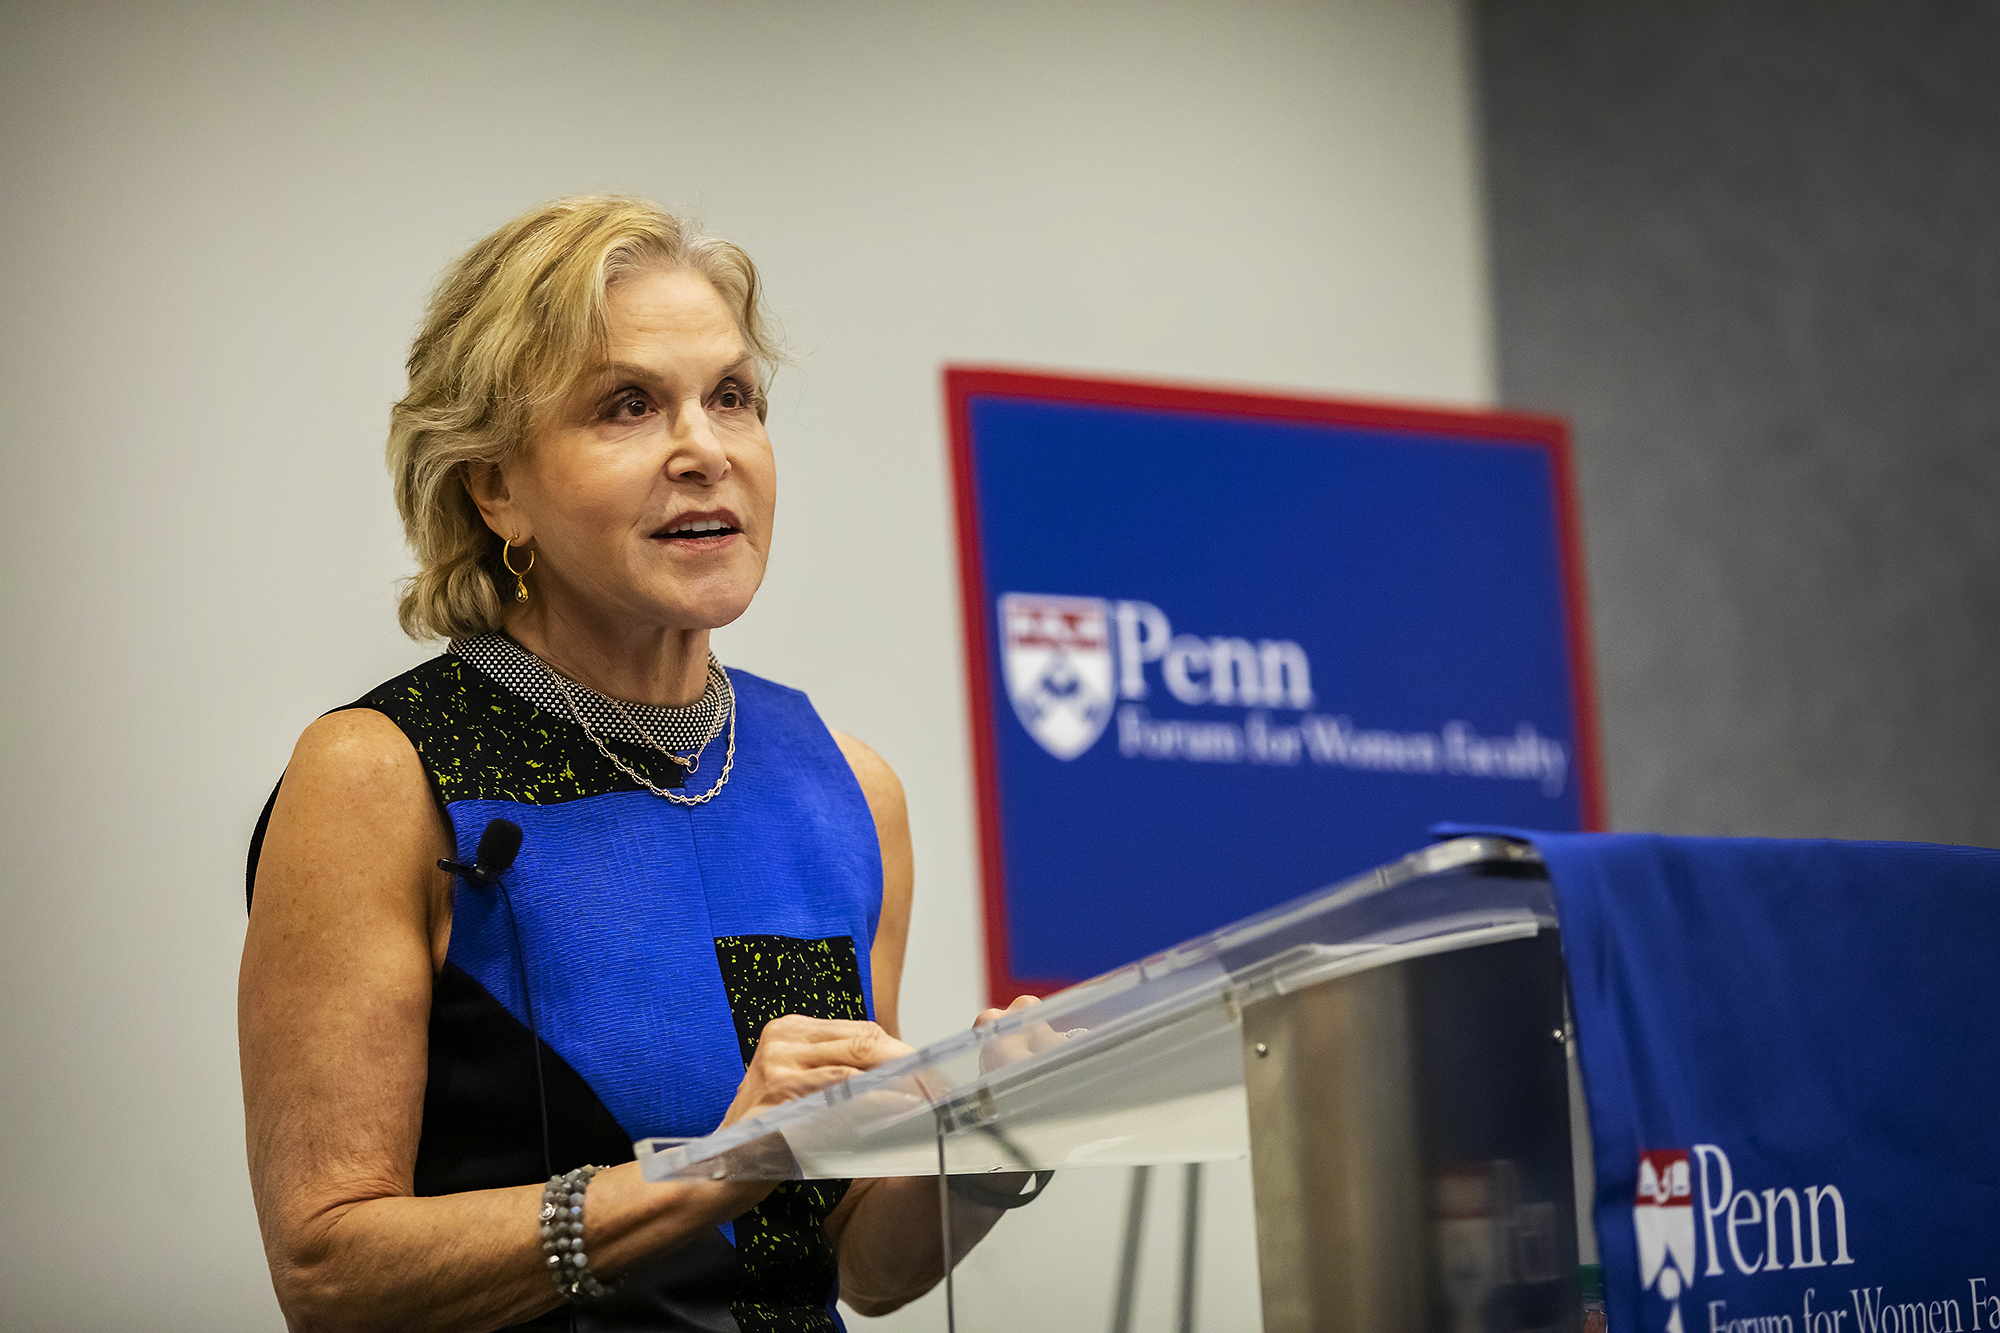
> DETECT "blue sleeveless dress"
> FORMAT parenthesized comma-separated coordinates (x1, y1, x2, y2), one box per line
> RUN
(247, 651, 883, 1332)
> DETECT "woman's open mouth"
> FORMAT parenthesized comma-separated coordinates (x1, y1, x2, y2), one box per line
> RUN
(651, 515, 740, 547)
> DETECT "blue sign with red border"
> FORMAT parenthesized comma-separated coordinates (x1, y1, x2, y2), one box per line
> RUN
(947, 368, 1604, 1005)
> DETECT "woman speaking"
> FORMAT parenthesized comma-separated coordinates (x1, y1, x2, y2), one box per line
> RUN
(240, 196, 1020, 1331)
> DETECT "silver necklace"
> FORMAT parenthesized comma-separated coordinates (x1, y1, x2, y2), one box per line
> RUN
(535, 652, 737, 806)
(600, 657, 729, 773)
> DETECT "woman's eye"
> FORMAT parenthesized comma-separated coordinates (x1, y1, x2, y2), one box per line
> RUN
(716, 385, 746, 410)
(613, 394, 649, 419)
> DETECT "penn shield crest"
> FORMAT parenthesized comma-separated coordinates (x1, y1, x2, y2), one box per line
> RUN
(999, 593, 1116, 760)
(1636, 1150, 1697, 1333)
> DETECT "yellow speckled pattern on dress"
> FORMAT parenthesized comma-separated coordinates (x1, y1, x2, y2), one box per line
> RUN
(358, 654, 686, 806)
(715, 934, 869, 1331)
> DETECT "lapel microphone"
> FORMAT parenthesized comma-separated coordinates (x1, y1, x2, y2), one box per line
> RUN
(438, 818, 524, 887)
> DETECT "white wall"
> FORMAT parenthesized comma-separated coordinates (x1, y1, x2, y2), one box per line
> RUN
(0, 2, 1491, 1327)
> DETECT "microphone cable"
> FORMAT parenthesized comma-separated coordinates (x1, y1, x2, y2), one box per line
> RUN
(440, 819, 552, 1179)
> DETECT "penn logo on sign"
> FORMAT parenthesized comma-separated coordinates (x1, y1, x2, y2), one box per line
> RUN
(999, 593, 1117, 760)
(997, 592, 1571, 792)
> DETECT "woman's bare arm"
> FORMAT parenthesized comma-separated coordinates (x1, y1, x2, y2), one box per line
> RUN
(831, 730, 913, 1041)
(240, 711, 900, 1333)
(823, 732, 1030, 1316)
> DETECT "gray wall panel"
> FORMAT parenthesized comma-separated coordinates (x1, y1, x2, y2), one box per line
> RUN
(1478, 0, 2000, 842)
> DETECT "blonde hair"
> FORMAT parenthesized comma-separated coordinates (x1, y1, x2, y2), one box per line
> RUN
(387, 195, 779, 641)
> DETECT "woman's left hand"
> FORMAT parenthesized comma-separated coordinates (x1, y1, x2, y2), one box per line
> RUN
(974, 994, 1069, 1074)
(826, 995, 1054, 1316)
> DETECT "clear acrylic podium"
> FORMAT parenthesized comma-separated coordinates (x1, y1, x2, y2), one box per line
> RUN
(639, 837, 1583, 1332)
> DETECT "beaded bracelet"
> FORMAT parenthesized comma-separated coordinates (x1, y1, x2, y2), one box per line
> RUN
(540, 1165, 615, 1302)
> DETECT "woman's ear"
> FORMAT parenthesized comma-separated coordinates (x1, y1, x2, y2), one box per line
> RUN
(464, 460, 528, 544)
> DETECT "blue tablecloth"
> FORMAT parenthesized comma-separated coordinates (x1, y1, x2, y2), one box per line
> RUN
(1437, 827, 2000, 1333)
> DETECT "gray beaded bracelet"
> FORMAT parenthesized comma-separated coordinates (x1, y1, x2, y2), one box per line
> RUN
(540, 1165, 615, 1302)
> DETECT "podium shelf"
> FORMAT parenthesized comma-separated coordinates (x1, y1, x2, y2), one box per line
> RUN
(637, 835, 1553, 1183)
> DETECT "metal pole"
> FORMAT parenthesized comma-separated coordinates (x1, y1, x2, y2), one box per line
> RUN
(937, 1123, 955, 1333)
(1177, 1162, 1202, 1333)
(1109, 1164, 1151, 1333)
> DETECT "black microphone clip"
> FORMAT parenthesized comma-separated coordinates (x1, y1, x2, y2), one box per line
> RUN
(438, 817, 524, 889)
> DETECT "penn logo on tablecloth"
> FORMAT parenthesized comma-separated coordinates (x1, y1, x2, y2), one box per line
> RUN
(1638, 1151, 1700, 1333)
(999, 592, 1571, 796)
(1636, 1145, 1867, 1333)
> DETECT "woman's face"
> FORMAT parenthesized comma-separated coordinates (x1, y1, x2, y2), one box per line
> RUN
(480, 266, 776, 634)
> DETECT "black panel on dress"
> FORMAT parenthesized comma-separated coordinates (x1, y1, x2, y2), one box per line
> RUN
(713, 936, 869, 1066)
(413, 963, 634, 1195)
(420, 963, 746, 1333)
(247, 778, 280, 913)
(712, 935, 870, 1332)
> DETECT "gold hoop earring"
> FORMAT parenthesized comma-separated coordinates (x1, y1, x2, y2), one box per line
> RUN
(501, 539, 535, 604)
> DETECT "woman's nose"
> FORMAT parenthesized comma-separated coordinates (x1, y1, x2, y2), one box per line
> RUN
(667, 399, 730, 484)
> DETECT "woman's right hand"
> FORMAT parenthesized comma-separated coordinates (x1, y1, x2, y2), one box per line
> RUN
(720, 1016, 913, 1127)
